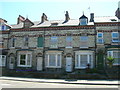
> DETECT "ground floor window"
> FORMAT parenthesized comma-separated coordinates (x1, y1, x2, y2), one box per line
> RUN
(18, 52, 32, 67)
(45, 52, 62, 68)
(0, 55, 6, 66)
(75, 51, 93, 69)
(107, 50, 120, 65)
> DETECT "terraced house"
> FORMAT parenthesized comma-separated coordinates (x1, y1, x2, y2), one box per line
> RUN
(0, 2, 120, 78)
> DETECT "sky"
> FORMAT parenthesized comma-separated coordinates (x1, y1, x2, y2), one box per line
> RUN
(0, 0, 119, 24)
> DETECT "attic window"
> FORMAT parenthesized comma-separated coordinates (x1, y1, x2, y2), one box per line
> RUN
(110, 19, 117, 21)
(51, 23, 58, 26)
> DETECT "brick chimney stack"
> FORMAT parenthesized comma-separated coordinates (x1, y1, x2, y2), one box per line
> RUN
(90, 13, 94, 22)
(65, 11, 70, 22)
(41, 13, 48, 23)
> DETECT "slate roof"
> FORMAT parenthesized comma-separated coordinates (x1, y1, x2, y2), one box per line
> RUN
(10, 16, 119, 29)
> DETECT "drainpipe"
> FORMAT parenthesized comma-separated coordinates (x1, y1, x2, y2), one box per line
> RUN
(43, 28, 45, 71)
(94, 23, 97, 68)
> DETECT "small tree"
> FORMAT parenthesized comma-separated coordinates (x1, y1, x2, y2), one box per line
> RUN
(107, 56, 115, 68)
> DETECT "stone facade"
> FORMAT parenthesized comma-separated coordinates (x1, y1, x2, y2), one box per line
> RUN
(0, 6, 120, 74)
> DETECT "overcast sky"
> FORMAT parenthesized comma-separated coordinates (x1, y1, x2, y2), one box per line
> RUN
(0, 0, 119, 24)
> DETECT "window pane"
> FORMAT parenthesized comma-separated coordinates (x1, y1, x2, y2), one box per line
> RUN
(51, 36, 58, 43)
(112, 33, 118, 38)
(66, 36, 72, 41)
(89, 55, 92, 64)
(97, 39, 103, 44)
(2, 25, 4, 30)
(107, 51, 113, 57)
(80, 55, 88, 67)
(49, 54, 56, 66)
(24, 36, 28, 46)
(45, 54, 48, 66)
(76, 55, 79, 67)
(10, 57, 14, 64)
(27, 54, 31, 65)
(57, 54, 61, 66)
(80, 36, 88, 41)
(112, 39, 119, 42)
(51, 36, 58, 48)
(80, 19, 87, 25)
(2, 55, 6, 66)
(113, 52, 120, 64)
(20, 55, 26, 65)
(97, 33, 103, 38)
(38, 37, 44, 47)
(66, 36, 72, 47)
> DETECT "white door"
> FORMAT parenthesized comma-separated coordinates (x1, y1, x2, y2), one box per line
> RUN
(37, 57, 43, 71)
(9, 57, 14, 69)
(66, 57, 72, 72)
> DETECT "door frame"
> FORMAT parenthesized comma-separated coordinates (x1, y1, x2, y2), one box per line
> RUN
(9, 56, 14, 69)
(37, 57, 43, 71)
(66, 57, 72, 72)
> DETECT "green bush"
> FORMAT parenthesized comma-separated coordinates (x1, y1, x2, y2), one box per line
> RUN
(107, 56, 115, 68)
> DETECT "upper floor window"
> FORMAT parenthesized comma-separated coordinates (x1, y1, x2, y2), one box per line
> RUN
(97, 33, 104, 44)
(11, 38, 15, 47)
(24, 36, 29, 47)
(112, 32, 119, 43)
(80, 36, 88, 41)
(66, 36, 72, 48)
(50, 36, 58, 48)
(97, 33, 103, 38)
(38, 37, 44, 47)
(80, 36, 88, 48)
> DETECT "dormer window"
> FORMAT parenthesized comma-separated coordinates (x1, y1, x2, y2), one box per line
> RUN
(110, 19, 117, 21)
(51, 23, 58, 26)
(79, 14, 88, 25)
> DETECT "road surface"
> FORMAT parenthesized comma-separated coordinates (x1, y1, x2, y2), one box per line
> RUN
(1, 79, 118, 88)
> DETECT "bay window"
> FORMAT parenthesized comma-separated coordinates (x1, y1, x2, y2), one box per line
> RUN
(75, 51, 93, 69)
(107, 51, 120, 65)
(18, 52, 32, 67)
(45, 52, 62, 68)
(0, 55, 6, 66)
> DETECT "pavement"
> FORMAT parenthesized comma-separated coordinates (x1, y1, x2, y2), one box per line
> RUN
(0, 76, 120, 85)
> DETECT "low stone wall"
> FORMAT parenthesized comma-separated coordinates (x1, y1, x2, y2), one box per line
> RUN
(1, 68, 119, 80)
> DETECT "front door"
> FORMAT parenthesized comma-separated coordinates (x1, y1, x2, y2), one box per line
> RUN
(9, 57, 14, 69)
(66, 57, 72, 72)
(37, 57, 43, 71)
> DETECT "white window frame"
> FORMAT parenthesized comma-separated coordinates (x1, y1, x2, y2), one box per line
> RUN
(18, 52, 32, 67)
(75, 51, 93, 69)
(97, 33, 104, 44)
(46, 52, 62, 68)
(66, 36, 72, 48)
(112, 32, 119, 43)
(107, 51, 120, 65)
(0, 55, 6, 66)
